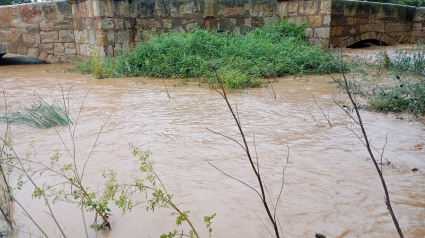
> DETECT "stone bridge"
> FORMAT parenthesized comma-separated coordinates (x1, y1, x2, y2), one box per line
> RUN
(0, 0, 424, 63)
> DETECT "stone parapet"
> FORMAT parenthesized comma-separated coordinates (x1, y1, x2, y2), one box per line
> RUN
(0, 1, 77, 63)
(1, 0, 425, 63)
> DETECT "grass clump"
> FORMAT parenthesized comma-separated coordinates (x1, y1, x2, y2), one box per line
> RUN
(74, 21, 341, 88)
(0, 98, 73, 128)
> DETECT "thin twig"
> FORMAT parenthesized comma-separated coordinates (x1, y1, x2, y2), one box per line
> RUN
(312, 95, 332, 127)
(163, 79, 170, 100)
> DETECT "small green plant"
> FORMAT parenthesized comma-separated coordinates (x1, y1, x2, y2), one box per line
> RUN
(0, 97, 73, 128)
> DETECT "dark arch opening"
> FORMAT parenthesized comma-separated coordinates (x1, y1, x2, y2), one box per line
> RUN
(347, 39, 389, 48)
(0, 54, 46, 65)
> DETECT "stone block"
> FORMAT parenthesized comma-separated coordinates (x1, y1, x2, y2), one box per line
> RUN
(114, 29, 131, 44)
(349, 27, 356, 34)
(0, 5, 20, 28)
(321, 0, 332, 15)
(330, 26, 344, 36)
(99, 18, 114, 30)
(42, 2, 57, 20)
(38, 51, 49, 61)
(323, 15, 331, 25)
(56, 1, 71, 18)
(371, 23, 384, 32)
(360, 32, 371, 40)
(27, 47, 39, 58)
(87, 29, 96, 45)
(315, 27, 330, 39)
(278, 1, 288, 17)
(147, 18, 161, 29)
(74, 30, 81, 43)
(3, 28, 21, 42)
(309, 16, 322, 27)
(65, 48, 77, 55)
(385, 22, 404, 32)
(413, 23, 422, 31)
(26, 25, 41, 32)
(54, 43, 65, 53)
(288, 16, 308, 26)
(114, 0, 130, 17)
(17, 46, 27, 55)
(305, 27, 314, 37)
(19, 3, 43, 24)
(65, 43, 75, 49)
(114, 18, 125, 29)
(40, 43, 53, 50)
(41, 31, 58, 43)
(412, 31, 423, 37)
(59, 30, 74, 43)
(96, 30, 108, 45)
(46, 54, 60, 63)
(79, 44, 88, 56)
(299, 1, 318, 15)
(288, 1, 298, 16)
(40, 19, 74, 31)
(23, 32, 41, 45)
(107, 45, 114, 57)
(360, 24, 370, 32)
(107, 30, 115, 44)
(114, 43, 122, 55)
(347, 17, 357, 25)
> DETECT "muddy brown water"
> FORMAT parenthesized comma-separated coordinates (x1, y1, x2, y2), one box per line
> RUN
(0, 49, 424, 238)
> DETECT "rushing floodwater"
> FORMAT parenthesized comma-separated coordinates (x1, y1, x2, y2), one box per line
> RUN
(0, 50, 424, 238)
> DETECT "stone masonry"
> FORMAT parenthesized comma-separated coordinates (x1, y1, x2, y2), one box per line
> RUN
(0, 0, 424, 63)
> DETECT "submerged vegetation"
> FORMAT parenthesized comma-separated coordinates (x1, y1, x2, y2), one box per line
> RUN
(332, 43, 425, 116)
(74, 21, 341, 88)
(0, 97, 73, 128)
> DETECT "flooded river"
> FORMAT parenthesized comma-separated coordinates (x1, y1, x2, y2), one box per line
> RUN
(0, 50, 424, 238)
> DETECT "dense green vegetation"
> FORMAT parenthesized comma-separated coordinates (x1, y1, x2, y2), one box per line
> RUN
(0, 0, 32, 5)
(365, 0, 425, 7)
(74, 21, 341, 88)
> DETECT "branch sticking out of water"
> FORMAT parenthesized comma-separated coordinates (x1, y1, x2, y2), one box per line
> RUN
(311, 26, 404, 238)
(208, 62, 287, 238)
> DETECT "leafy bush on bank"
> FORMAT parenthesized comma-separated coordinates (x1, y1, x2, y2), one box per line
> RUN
(74, 21, 341, 88)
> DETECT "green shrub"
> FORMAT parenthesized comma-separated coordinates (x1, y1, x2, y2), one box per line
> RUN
(74, 21, 341, 88)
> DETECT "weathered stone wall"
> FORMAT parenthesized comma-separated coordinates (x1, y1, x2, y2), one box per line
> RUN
(69, 0, 279, 58)
(0, 1, 77, 63)
(278, 0, 332, 46)
(1, 0, 425, 63)
(329, 0, 425, 47)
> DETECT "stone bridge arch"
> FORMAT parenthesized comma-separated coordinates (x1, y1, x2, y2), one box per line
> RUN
(328, 0, 425, 48)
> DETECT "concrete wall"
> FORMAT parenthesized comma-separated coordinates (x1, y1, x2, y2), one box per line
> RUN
(0, 1, 77, 63)
(329, 0, 425, 47)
